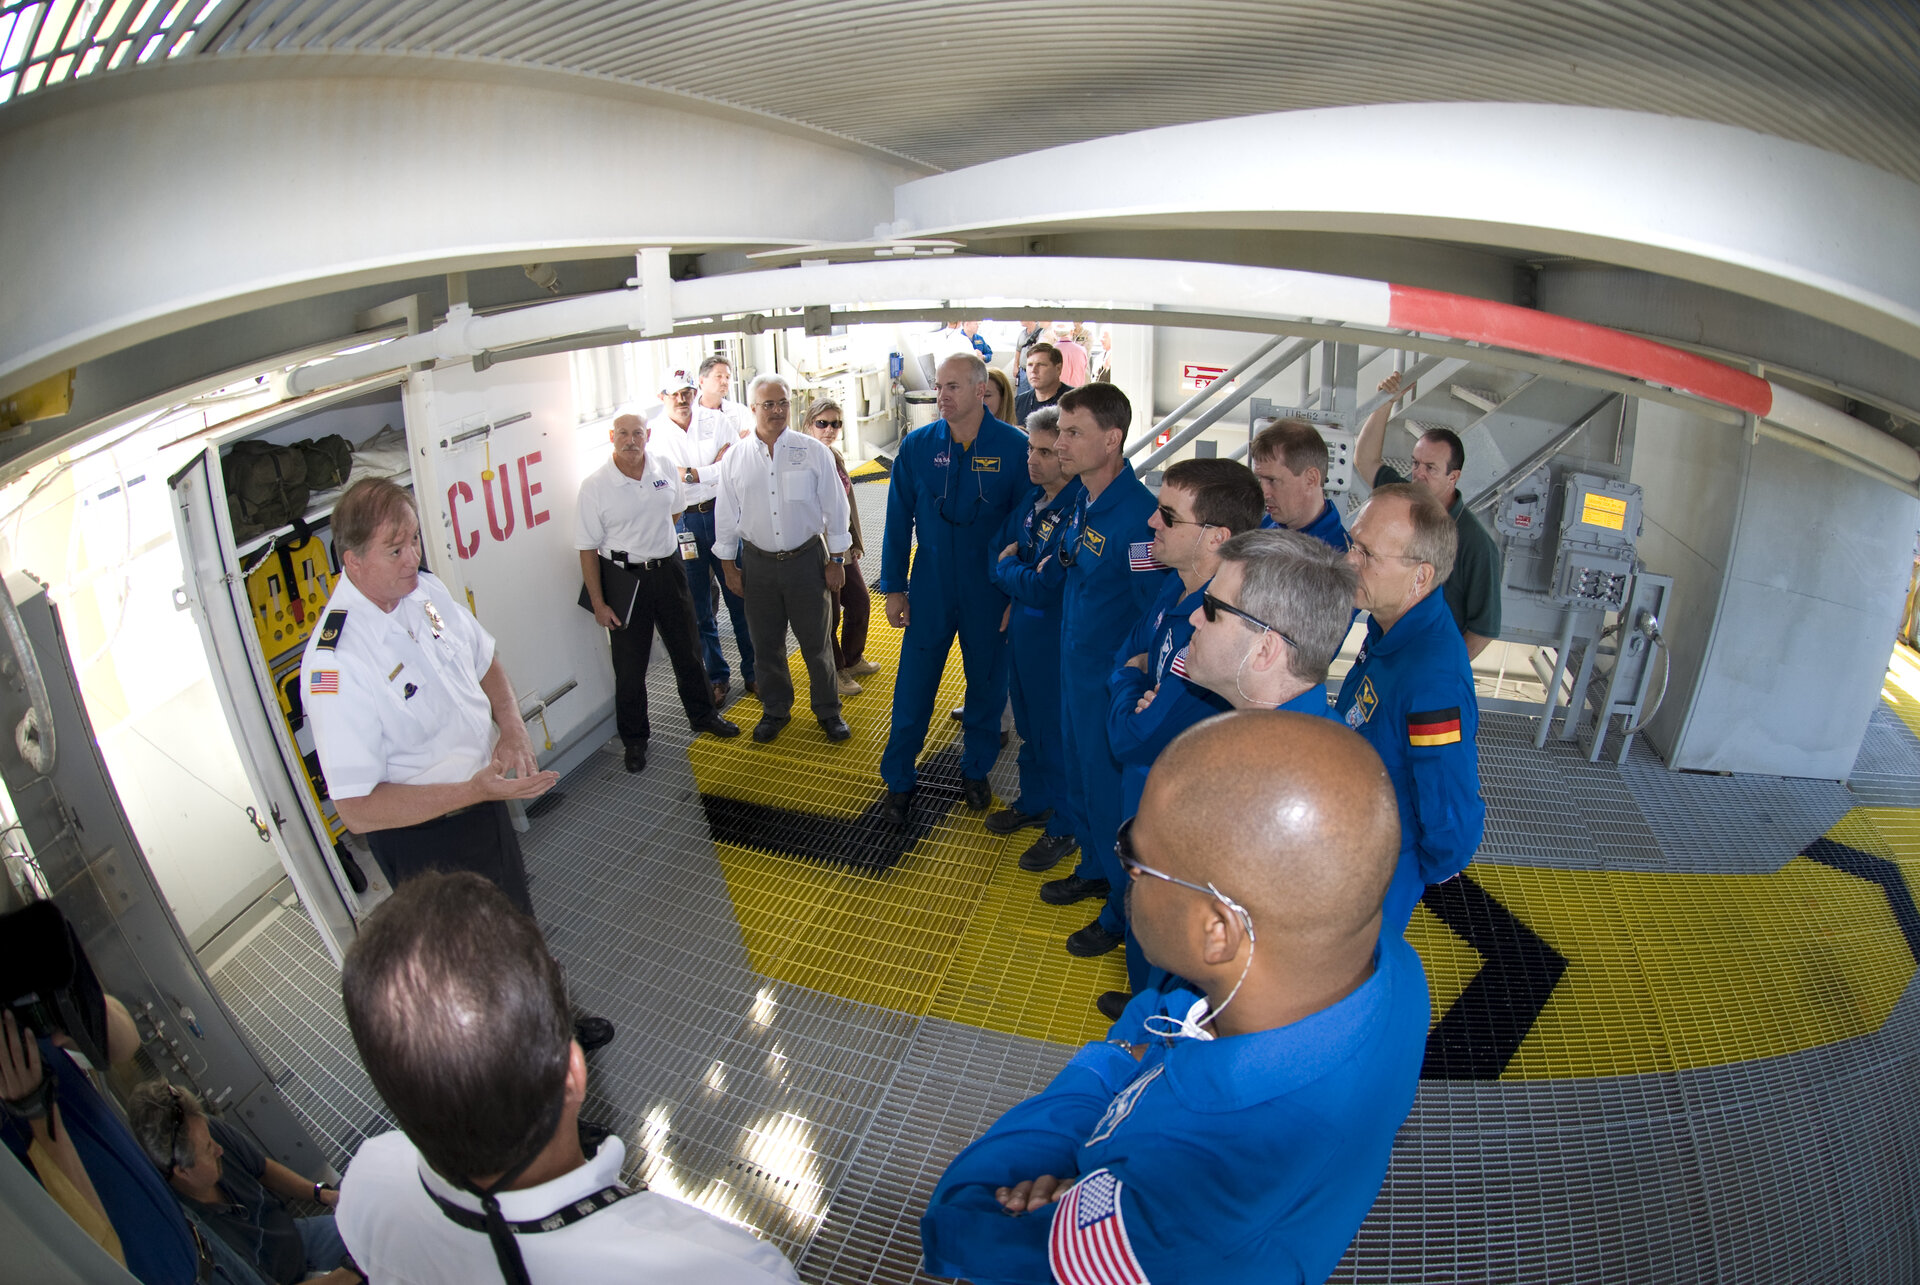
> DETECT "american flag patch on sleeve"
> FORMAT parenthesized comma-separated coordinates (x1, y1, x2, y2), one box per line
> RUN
(1048, 1168, 1148, 1285)
(309, 670, 339, 694)
(1408, 706, 1462, 746)
(1168, 645, 1189, 678)
(1128, 541, 1167, 571)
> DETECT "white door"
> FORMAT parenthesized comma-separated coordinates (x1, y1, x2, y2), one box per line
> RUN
(406, 356, 615, 764)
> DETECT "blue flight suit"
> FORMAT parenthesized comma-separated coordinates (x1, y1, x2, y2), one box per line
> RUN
(1058, 465, 1172, 937)
(1336, 587, 1485, 934)
(1106, 573, 1228, 988)
(970, 333, 994, 361)
(921, 935, 1431, 1285)
(990, 480, 1086, 842)
(1260, 497, 1351, 551)
(878, 414, 1032, 793)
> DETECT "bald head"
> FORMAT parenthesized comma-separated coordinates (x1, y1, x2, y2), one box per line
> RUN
(1137, 711, 1400, 945)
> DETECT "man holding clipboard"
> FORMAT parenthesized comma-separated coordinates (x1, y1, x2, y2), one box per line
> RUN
(577, 413, 740, 773)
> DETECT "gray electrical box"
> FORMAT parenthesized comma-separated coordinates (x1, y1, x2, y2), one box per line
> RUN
(1248, 400, 1356, 492)
(1494, 464, 1552, 542)
(1551, 473, 1643, 610)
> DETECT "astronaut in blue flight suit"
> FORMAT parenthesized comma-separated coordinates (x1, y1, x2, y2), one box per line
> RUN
(1043, 384, 1172, 961)
(921, 712, 1429, 1285)
(1110, 527, 1362, 1016)
(878, 353, 1032, 823)
(1250, 415, 1351, 551)
(987, 406, 1086, 873)
(1104, 459, 1263, 993)
(1337, 482, 1486, 935)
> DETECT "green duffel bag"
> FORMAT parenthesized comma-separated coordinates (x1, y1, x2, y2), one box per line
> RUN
(224, 440, 309, 540)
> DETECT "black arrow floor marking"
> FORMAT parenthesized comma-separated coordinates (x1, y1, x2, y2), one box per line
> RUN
(700, 742, 969, 874)
(1802, 837, 1920, 962)
(1420, 874, 1571, 1080)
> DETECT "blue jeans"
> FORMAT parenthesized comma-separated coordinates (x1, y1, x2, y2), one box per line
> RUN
(679, 506, 755, 688)
(298, 1215, 349, 1273)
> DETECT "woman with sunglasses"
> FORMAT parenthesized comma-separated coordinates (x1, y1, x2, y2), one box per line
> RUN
(803, 398, 878, 695)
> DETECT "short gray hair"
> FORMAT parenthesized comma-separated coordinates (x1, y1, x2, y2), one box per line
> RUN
(1217, 529, 1357, 685)
(126, 1080, 204, 1175)
(938, 352, 989, 387)
(1025, 405, 1061, 435)
(1365, 483, 1457, 585)
(747, 373, 791, 405)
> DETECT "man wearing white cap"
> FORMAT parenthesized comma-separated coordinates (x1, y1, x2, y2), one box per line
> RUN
(664, 359, 759, 708)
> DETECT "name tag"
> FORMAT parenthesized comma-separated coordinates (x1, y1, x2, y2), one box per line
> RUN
(1081, 527, 1106, 557)
(785, 447, 810, 466)
(972, 456, 1000, 472)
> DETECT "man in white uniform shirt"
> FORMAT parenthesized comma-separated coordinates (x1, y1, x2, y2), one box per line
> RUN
(673, 356, 758, 706)
(338, 872, 798, 1285)
(303, 478, 614, 1052)
(576, 413, 740, 775)
(715, 374, 854, 744)
(642, 369, 697, 467)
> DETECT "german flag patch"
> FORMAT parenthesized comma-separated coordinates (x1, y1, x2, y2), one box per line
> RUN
(1408, 707, 1462, 747)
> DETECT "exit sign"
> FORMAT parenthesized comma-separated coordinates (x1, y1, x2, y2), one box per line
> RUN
(1182, 363, 1228, 390)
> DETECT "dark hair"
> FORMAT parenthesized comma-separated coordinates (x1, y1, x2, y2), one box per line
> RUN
(1161, 459, 1264, 534)
(697, 354, 733, 379)
(1418, 427, 1465, 475)
(1025, 342, 1063, 369)
(1058, 382, 1132, 436)
(341, 872, 572, 1184)
(1249, 418, 1330, 480)
(332, 477, 418, 559)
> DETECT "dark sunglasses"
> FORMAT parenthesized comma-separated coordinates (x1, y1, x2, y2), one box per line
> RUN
(1115, 817, 1255, 939)
(1198, 590, 1300, 654)
(812, 418, 843, 429)
(1155, 504, 1212, 529)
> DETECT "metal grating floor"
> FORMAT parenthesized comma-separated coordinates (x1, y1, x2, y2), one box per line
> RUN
(202, 503, 1920, 1284)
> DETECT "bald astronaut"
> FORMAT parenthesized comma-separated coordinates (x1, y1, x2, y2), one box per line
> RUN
(922, 712, 1430, 1285)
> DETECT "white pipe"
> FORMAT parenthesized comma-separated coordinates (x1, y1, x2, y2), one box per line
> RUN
(1762, 383, 1920, 484)
(281, 255, 1920, 494)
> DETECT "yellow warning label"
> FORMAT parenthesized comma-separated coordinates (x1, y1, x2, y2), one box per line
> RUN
(1580, 493, 1627, 529)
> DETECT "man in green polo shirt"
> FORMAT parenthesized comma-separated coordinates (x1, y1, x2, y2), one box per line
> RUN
(1355, 371, 1502, 657)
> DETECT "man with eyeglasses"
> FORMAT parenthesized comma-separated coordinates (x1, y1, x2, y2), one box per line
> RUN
(876, 352, 1029, 826)
(1339, 482, 1486, 934)
(986, 405, 1085, 870)
(716, 375, 853, 744)
(1099, 460, 1263, 1003)
(1250, 416, 1351, 551)
(1355, 371, 1502, 656)
(922, 712, 1428, 1285)
(1044, 384, 1172, 963)
(1182, 530, 1355, 720)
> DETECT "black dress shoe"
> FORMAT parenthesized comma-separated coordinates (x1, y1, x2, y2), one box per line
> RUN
(574, 1015, 615, 1052)
(694, 714, 741, 738)
(949, 705, 963, 721)
(752, 715, 790, 743)
(745, 680, 758, 697)
(1095, 990, 1132, 1022)
(577, 1118, 614, 1158)
(962, 777, 992, 810)
(1040, 874, 1110, 906)
(986, 805, 1052, 835)
(711, 681, 730, 708)
(1066, 920, 1126, 958)
(1019, 833, 1080, 873)
(819, 715, 852, 742)
(880, 789, 913, 828)
(623, 744, 647, 773)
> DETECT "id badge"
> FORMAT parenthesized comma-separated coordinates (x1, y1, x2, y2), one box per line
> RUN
(678, 529, 699, 561)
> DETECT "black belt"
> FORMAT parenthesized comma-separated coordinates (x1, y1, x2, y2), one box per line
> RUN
(610, 551, 678, 571)
(422, 1176, 636, 1234)
(686, 499, 716, 513)
(744, 541, 819, 562)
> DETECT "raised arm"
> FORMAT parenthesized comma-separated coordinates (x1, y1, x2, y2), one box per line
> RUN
(1355, 370, 1407, 490)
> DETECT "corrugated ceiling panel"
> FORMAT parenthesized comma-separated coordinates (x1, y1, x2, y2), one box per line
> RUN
(5, 0, 1918, 185)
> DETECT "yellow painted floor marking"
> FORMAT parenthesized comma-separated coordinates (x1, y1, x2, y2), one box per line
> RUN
(1407, 901, 1485, 1024)
(1880, 643, 1920, 741)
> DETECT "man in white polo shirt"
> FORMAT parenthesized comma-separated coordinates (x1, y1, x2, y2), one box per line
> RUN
(673, 356, 759, 706)
(577, 413, 740, 774)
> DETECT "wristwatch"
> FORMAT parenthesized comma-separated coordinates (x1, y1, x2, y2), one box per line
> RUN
(830, 555, 846, 564)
